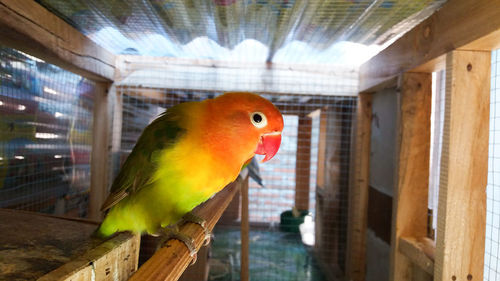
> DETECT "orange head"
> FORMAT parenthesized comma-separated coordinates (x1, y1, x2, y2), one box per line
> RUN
(201, 92, 284, 165)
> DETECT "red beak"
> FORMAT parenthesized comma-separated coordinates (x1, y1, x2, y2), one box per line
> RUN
(255, 132, 282, 162)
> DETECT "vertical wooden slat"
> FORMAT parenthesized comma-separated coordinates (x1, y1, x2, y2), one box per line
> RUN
(110, 86, 123, 184)
(241, 176, 250, 281)
(295, 114, 312, 211)
(435, 50, 490, 281)
(89, 82, 110, 221)
(346, 93, 373, 281)
(390, 73, 432, 281)
(316, 109, 328, 189)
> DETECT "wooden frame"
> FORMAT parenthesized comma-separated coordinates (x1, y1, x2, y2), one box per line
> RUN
(352, 1, 498, 280)
(390, 72, 432, 281)
(346, 93, 372, 281)
(434, 50, 490, 281)
(0, 0, 115, 82)
(360, 0, 500, 92)
(0, 0, 496, 280)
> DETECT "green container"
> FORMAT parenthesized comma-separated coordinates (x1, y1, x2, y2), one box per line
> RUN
(279, 210, 309, 233)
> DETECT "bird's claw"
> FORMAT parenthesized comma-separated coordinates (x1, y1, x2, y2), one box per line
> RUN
(182, 212, 211, 246)
(155, 226, 198, 265)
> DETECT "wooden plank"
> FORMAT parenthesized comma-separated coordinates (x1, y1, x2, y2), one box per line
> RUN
(390, 73, 432, 281)
(39, 233, 140, 281)
(114, 56, 358, 96)
(398, 237, 434, 276)
(295, 114, 312, 211)
(89, 82, 111, 221)
(360, 0, 500, 92)
(0, 0, 115, 82)
(316, 109, 328, 189)
(241, 176, 250, 281)
(129, 180, 240, 281)
(0, 209, 139, 281)
(345, 93, 372, 281)
(435, 50, 490, 281)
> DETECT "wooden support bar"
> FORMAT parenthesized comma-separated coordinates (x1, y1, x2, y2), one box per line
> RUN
(315, 109, 328, 189)
(0, 0, 115, 82)
(434, 50, 490, 281)
(129, 181, 240, 281)
(345, 93, 372, 281)
(390, 72, 432, 281)
(295, 114, 312, 211)
(359, 0, 500, 92)
(89, 82, 111, 221)
(241, 176, 250, 281)
(398, 237, 435, 276)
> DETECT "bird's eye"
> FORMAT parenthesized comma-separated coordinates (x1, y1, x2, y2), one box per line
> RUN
(250, 112, 267, 128)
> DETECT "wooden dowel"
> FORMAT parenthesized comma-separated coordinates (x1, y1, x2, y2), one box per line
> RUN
(129, 181, 240, 281)
(241, 176, 250, 281)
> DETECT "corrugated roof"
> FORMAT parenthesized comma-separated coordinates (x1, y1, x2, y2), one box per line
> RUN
(37, 0, 446, 67)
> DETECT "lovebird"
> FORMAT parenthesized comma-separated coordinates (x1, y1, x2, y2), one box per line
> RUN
(96, 92, 284, 240)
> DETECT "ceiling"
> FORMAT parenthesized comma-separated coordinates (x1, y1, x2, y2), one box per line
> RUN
(36, 0, 446, 67)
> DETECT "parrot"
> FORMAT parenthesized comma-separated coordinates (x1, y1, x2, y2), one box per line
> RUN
(95, 92, 284, 251)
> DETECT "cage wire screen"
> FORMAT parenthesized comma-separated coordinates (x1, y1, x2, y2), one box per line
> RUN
(0, 45, 95, 217)
(113, 82, 356, 280)
(485, 48, 500, 281)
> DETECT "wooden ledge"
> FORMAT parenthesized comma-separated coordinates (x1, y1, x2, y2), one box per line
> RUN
(398, 237, 435, 275)
(129, 180, 241, 281)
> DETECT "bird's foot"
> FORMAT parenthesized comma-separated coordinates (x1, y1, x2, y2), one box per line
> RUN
(182, 212, 212, 246)
(155, 226, 198, 264)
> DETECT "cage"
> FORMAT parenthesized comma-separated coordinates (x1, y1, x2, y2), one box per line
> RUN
(0, 1, 500, 281)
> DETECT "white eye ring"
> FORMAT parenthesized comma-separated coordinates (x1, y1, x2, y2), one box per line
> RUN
(250, 112, 267, 128)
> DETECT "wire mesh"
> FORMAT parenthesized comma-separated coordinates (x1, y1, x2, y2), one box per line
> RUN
(428, 70, 445, 239)
(0, 45, 95, 217)
(35, 0, 446, 65)
(113, 84, 356, 280)
(485, 48, 500, 281)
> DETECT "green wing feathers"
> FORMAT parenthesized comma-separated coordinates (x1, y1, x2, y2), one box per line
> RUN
(100, 111, 185, 211)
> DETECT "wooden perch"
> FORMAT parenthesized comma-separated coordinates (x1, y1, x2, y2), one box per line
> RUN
(398, 237, 435, 275)
(129, 180, 240, 281)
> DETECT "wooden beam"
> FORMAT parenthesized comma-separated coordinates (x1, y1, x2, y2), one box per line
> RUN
(316, 109, 328, 189)
(295, 114, 312, 211)
(345, 93, 372, 281)
(390, 73, 432, 281)
(240, 176, 250, 281)
(129, 181, 240, 281)
(435, 50, 490, 281)
(360, 0, 500, 92)
(398, 237, 434, 276)
(89, 82, 111, 221)
(0, 0, 115, 82)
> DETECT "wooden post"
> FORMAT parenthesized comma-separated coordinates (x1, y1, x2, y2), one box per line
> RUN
(295, 114, 312, 211)
(434, 50, 490, 281)
(315, 109, 328, 189)
(345, 93, 372, 281)
(89, 82, 111, 221)
(241, 175, 250, 281)
(390, 73, 432, 281)
(110, 86, 123, 184)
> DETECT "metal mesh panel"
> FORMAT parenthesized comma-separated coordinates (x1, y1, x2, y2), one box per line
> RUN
(485, 49, 500, 281)
(36, 0, 446, 65)
(113, 85, 355, 280)
(0, 45, 95, 217)
(428, 70, 445, 239)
